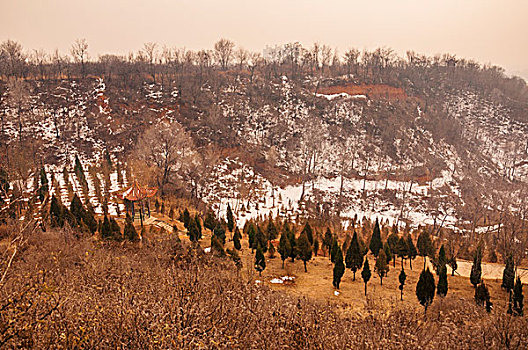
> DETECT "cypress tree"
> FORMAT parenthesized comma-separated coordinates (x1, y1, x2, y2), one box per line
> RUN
(49, 195, 63, 227)
(397, 236, 409, 266)
(475, 283, 492, 312)
(417, 230, 433, 270)
(204, 211, 216, 231)
(375, 249, 389, 285)
(101, 215, 112, 239)
(213, 222, 226, 245)
(188, 218, 200, 242)
(211, 234, 226, 257)
(268, 240, 276, 258)
(361, 258, 371, 296)
(470, 245, 482, 289)
(226, 204, 235, 232)
(512, 277, 524, 316)
(407, 235, 417, 270)
(233, 227, 242, 250)
(416, 268, 436, 315)
(38, 167, 49, 202)
(70, 193, 85, 227)
(0, 167, 9, 204)
(387, 233, 399, 267)
(266, 218, 278, 241)
(84, 204, 98, 234)
(323, 228, 333, 257)
(248, 223, 256, 252)
(345, 231, 363, 281)
(437, 265, 448, 298)
(437, 244, 447, 275)
(330, 237, 339, 263)
(278, 232, 292, 268)
(194, 214, 202, 239)
(255, 244, 266, 276)
(297, 233, 312, 272)
(301, 222, 314, 245)
(313, 238, 319, 256)
(182, 208, 191, 229)
(286, 226, 296, 261)
(124, 213, 139, 241)
(110, 218, 121, 240)
(369, 218, 382, 257)
(333, 245, 345, 289)
(256, 226, 268, 253)
(502, 253, 515, 292)
(399, 268, 407, 301)
(384, 242, 392, 265)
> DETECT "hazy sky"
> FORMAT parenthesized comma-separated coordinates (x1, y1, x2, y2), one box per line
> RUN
(1, 0, 527, 78)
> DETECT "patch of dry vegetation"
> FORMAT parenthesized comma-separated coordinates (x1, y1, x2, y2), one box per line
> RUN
(1, 225, 528, 349)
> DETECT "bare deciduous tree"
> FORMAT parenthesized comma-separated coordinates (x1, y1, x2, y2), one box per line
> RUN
(70, 39, 89, 78)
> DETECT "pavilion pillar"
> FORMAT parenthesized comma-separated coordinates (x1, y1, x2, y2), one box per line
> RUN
(139, 200, 144, 227)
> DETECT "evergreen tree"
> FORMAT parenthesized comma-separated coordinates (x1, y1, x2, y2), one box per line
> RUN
(512, 277, 524, 316)
(266, 218, 278, 241)
(211, 234, 226, 257)
(255, 226, 268, 253)
(358, 234, 367, 257)
(213, 222, 226, 245)
(182, 208, 191, 229)
(204, 211, 216, 231)
(437, 265, 448, 298)
(437, 244, 447, 275)
(369, 218, 383, 257)
(74, 155, 87, 186)
(323, 228, 333, 257)
(188, 218, 200, 242)
(70, 193, 85, 227)
(384, 242, 392, 265)
(268, 240, 276, 258)
(406, 235, 417, 270)
(297, 233, 312, 272)
(387, 233, 399, 267)
(345, 231, 363, 281)
(286, 226, 296, 261)
(416, 268, 436, 315)
(168, 206, 174, 219)
(110, 218, 121, 240)
(475, 283, 492, 312)
(38, 167, 49, 202)
(332, 245, 345, 289)
(101, 215, 112, 239)
(233, 227, 242, 250)
(330, 237, 339, 263)
(397, 236, 409, 266)
(248, 223, 256, 252)
(313, 238, 319, 256)
(301, 222, 314, 245)
(49, 195, 63, 227)
(194, 214, 202, 239)
(361, 258, 371, 296)
(0, 167, 9, 204)
(84, 204, 98, 234)
(255, 244, 266, 276)
(226, 248, 242, 269)
(124, 213, 139, 241)
(417, 230, 434, 270)
(278, 232, 292, 268)
(226, 203, 235, 232)
(399, 268, 407, 301)
(375, 249, 389, 285)
(470, 245, 483, 289)
(502, 253, 515, 292)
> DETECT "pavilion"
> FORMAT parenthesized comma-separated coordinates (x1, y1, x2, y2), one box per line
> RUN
(117, 180, 157, 227)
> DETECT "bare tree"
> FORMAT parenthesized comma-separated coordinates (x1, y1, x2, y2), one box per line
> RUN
(142, 42, 158, 82)
(136, 120, 196, 196)
(0, 40, 25, 78)
(214, 38, 235, 70)
(70, 39, 89, 78)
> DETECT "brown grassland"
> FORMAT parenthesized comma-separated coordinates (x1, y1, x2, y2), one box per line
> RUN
(1, 219, 527, 349)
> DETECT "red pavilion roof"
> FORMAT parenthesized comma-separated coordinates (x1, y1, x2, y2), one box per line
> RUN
(117, 181, 158, 201)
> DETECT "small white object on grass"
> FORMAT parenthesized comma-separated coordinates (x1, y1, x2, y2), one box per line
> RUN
(334, 291, 340, 296)
(204, 247, 211, 253)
